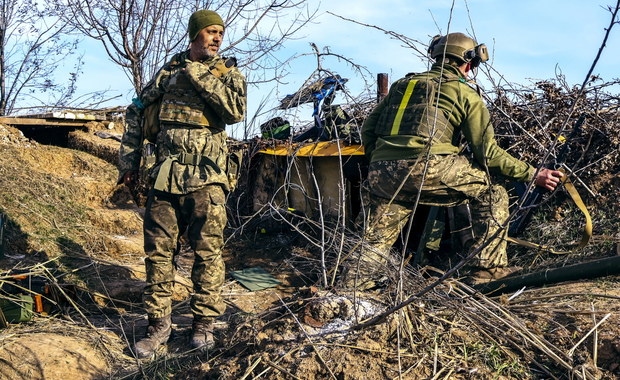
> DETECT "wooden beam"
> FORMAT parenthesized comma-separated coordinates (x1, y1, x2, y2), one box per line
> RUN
(15, 112, 98, 120)
(0, 117, 90, 128)
(377, 73, 389, 102)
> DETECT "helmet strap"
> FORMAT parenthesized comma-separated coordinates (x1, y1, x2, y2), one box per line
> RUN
(469, 64, 480, 82)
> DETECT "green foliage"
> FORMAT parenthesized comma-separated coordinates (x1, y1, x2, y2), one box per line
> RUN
(460, 341, 528, 379)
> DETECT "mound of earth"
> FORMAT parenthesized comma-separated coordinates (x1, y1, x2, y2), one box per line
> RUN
(0, 332, 110, 379)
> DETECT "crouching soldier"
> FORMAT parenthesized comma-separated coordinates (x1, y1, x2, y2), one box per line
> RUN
(353, 32, 562, 289)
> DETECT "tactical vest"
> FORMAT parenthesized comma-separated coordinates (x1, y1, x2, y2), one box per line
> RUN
(142, 101, 161, 143)
(158, 64, 225, 130)
(374, 74, 457, 142)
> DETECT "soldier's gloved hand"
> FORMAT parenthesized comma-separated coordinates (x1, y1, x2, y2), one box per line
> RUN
(123, 170, 138, 187)
(535, 168, 564, 191)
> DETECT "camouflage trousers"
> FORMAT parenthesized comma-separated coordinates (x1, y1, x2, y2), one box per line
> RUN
(362, 155, 509, 270)
(143, 184, 227, 320)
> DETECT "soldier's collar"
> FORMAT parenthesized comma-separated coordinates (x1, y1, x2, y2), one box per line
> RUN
(431, 62, 464, 79)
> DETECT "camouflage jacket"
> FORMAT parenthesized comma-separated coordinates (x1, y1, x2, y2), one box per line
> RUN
(118, 50, 247, 194)
(361, 63, 534, 182)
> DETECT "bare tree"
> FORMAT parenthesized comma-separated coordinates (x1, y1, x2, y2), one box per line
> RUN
(54, 0, 184, 93)
(57, 0, 318, 94)
(0, 0, 80, 115)
(209, 1, 318, 85)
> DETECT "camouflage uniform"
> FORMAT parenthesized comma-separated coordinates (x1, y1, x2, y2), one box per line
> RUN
(359, 62, 534, 272)
(119, 50, 246, 320)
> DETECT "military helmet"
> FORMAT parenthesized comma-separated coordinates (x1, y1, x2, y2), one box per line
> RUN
(428, 33, 489, 67)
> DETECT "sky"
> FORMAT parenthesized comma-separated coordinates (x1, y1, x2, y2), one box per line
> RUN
(64, 0, 620, 138)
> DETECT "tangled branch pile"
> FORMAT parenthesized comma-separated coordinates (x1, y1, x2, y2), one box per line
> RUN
(489, 76, 620, 203)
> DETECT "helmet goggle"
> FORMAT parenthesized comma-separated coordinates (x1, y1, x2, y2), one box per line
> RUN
(464, 44, 489, 68)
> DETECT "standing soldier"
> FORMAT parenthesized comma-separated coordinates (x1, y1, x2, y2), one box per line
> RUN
(355, 32, 562, 289)
(118, 10, 246, 358)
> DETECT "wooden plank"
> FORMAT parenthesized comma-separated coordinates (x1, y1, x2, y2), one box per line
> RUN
(0, 117, 90, 127)
(18, 112, 98, 120)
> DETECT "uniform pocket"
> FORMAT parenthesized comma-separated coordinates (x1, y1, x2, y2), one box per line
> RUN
(439, 155, 489, 199)
(208, 185, 226, 205)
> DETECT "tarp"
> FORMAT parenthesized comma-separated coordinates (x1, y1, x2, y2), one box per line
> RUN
(230, 267, 281, 291)
(259, 141, 364, 157)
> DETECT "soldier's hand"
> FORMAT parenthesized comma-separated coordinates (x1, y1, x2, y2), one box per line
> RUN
(123, 170, 137, 187)
(535, 168, 564, 191)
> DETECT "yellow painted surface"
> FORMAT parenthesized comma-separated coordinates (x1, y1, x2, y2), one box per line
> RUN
(259, 141, 364, 157)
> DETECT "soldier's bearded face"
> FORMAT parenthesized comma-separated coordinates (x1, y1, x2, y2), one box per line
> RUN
(190, 25, 224, 61)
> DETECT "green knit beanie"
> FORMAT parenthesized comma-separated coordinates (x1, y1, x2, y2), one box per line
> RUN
(188, 10, 225, 41)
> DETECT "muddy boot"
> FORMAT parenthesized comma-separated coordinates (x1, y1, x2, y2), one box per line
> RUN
(465, 266, 522, 285)
(341, 265, 388, 291)
(190, 318, 215, 350)
(134, 315, 172, 359)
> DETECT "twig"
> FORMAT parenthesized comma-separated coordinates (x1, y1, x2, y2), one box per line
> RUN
(325, 343, 416, 357)
(451, 282, 593, 379)
(263, 359, 302, 380)
(251, 347, 302, 378)
(501, 292, 620, 303)
(390, 355, 427, 380)
(568, 313, 611, 357)
(239, 357, 262, 380)
(591, 304, 598, 368)
(326, 12, 428, 57)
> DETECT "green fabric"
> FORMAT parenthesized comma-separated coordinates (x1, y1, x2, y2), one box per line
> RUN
(326, 105, 352, 138)
(231, 267, 281, 291)
(158, 64, 225, 128)
(373, 75, 453, 144)
(188, 10, 224, 41)
(389, 79, 419, 135)
(365, 158, 511, 269)
(0, 294, 33, 324)
(361, 63, 535, 182)
(425, 215, 445, 252)
(262, 123, 290, 139)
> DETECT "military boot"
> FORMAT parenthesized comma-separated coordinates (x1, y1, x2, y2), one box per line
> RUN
(190, 317, 215, 350)
(341, 265, 388, 291)
(134, 315, 172, 359)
